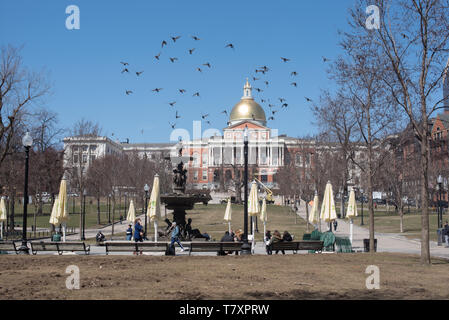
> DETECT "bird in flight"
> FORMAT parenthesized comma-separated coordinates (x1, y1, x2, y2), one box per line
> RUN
(178, 89, 186, 94)
(272, 110, 278, 115)
(203, 62, 211, 68)
(252, 77, 260, 81)
(191, 35, 201, 41)
(259, 66, 269, 72)
(261, 99, 266, 103)
(264, 81, 269, 87)
(196, 67, 202, 73)
(268, 116, 275, 121)
(254, 88, 263, 93)
(225, 43, 234, 49)
(188, 48, 195, 55)
(136, 71, 144, 76)
(322, 56, 330, 63)
(201, 113, 209, 119)
(281, 57, 290, 63)
(281, 103, 288, 108)
(305, 97, 313, 102)
(221, 110, 228, 115)
(291, 82, 297, 87)
(120, 61, 129, 66)
(268, 104, 275, 108)
(161, 40, 167, 48)
(169, 122, 176, 129)
(255, 69, 266, 74)
(205, 120, 211, 125)
(291, 71, 298, 76)
(121, 68, 129, 73)
(152, 88, 163, 93)
(168, 101, 176, 107)
(154, 52, 161, 60)
(193, 92, 200, 97)
(125, 90, 133, 95)
(175, 111, 181, 119)
(279, 98, 286, 103)
(169, 57, 178, 63)
(171, 35, 181, 42)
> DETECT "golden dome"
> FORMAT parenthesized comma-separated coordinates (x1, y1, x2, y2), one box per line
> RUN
(230, 99, 266, 124)
(229, 79, 266, 125)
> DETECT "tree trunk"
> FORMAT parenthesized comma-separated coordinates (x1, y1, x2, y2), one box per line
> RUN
(305, 198, 310, 232)
(420, 127, 431, 264)
(79, 197, 83, 241)
(9, 190, 15, 231)
(399, 206, 404, 233)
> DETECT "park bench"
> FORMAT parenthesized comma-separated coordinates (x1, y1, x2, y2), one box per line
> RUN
(188, 241, 244, 256)
(0, 241, 19, 254)
(269, 240, 324, 254)
(30, 241, 90, 255)
(104, 241, 170, 255)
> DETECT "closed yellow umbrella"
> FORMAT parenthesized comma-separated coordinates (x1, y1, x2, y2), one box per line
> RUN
(49, 198, 60, 226)
(127, 200, 136, 223)
(55, 179, 69, 241)
(260, 198, 267, 237)
(0, 197, 7, 239)
(147, 174, 161, 241)
(320, 181, 337, 228)
(224, 198, 232, 233)
(346, 187, 358, 244)
(248, 181, 259, 253)
(309, 193, 320, 229)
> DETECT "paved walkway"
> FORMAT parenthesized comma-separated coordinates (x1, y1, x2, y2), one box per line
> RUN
(295, 200, 449, 260)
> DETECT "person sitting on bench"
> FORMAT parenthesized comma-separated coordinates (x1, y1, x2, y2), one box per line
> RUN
(96, 230, 106, 243)
(270, 230, 284, 255)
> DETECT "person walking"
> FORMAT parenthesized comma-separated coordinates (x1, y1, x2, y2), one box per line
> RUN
(134, 218, 144, 242)
(126, 223, 133, 241)
(333, 220, 338, 232)
(169, 222, 185, 252)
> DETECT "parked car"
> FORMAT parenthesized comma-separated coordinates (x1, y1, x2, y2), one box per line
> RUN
(373, 198, 386, 205)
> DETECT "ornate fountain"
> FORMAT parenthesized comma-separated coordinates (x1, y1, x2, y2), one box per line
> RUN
(160, 142, 211, 230)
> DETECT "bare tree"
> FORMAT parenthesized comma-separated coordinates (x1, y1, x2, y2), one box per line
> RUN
(0, 45, 50, 168)
(353, 0, 449, 264)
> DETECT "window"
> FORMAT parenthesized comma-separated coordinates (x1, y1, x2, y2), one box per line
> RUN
(193, 153, 199, 167)
(194, 171, 198, 180)
(202, 170, 208, 180)
(202, 152, 208, 166)
(90, 155, 96, 162)
(82, 154, 87, 163)
(234, 147, 242, 165)
(295, 153, 302, 166)
(73, 146, 79, 153)
(223, 147, 232, 164)
(82, 145, 88, 152)
(90, 145, 97, 152)
(73, 154, 79, 163)
(260, 146, 267, 165)
(261, 170, 268, 183)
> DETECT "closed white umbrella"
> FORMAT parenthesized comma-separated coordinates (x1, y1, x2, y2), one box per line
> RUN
(56, 179, 69, 242)
(147, 174, 161, 242)
(320, 181, 337, 230)
(0, 197, 7, 239)
(309, 193, 320, 230)
(248, 181, 259, 253)
(127, 200, 136, 223)
(346, 187, 358, 244)
(260, 198, 267, 237)
(224, 198, 232, 233)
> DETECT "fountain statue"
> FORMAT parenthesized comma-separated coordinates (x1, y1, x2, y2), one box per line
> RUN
(160, 141, 211, 237)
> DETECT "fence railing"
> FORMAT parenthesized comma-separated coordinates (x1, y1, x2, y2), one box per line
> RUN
(2, 227, 77, 241)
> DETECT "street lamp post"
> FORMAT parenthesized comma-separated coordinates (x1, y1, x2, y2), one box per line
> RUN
(18, 132, 33, 254)
(144, 184, 150, 240)
(438, 175, 443, 229)
(108, 194, 111, 223)
(241, 126, 251, 255)
(360, 188, 364, 226)
(81, 189, 87, 240)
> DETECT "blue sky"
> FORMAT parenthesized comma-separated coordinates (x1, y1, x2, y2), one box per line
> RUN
(0, 0, 355, 143)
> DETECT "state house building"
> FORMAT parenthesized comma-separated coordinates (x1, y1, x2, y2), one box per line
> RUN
(63, 80, 350, 191)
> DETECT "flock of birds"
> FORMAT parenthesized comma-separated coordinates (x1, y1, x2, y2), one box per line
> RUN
(119, 34, 331, 131)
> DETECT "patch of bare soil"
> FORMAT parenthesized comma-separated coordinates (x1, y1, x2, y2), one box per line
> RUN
(0, 253, 448, 300)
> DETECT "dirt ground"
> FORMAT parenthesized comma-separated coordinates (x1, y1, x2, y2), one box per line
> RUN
(0, 253, 448, 300)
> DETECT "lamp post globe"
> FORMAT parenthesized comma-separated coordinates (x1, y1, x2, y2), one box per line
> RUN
(18, 132, 33, 254)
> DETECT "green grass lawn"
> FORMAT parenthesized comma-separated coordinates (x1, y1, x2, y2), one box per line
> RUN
(335, 204, 447, 242)
(184, 203, 311, 242)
